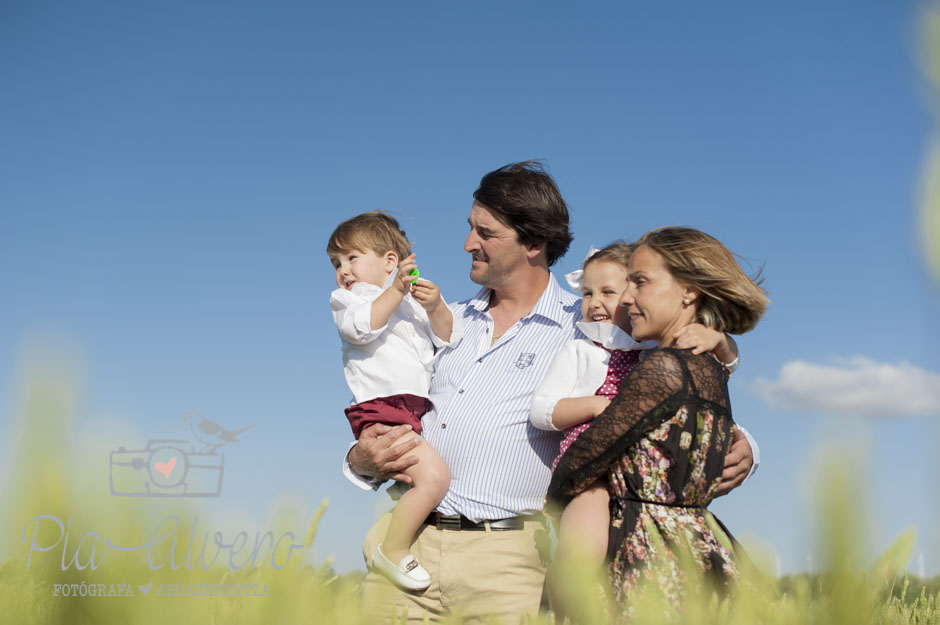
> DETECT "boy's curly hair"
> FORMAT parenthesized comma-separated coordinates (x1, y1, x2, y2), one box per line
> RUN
(327, 211, 412, 262)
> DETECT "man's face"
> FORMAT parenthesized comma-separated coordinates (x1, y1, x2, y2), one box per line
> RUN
(464, 202, 528, 288)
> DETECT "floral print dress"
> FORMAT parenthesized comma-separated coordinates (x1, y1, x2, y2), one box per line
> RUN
(547, 348, 738, 613)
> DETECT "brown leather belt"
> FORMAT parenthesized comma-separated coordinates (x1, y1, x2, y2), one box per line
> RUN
(423, 511, 541, 531)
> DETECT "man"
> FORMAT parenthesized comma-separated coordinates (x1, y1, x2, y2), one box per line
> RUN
(344, 161, 757, 624)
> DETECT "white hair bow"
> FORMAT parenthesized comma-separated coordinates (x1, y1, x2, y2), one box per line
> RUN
(563, 246, 600, 292)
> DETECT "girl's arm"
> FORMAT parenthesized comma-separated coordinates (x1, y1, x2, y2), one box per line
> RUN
(712, 334, 738, 370)
(672, 324, 739, 372)
(530, 341, 585, 431)
(550, 396, 610, 430)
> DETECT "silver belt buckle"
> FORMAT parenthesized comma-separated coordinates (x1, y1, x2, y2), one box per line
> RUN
(434, 513, 461, 530)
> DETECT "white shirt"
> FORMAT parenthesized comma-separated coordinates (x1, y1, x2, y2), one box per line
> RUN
(343, 273, 760, 515)
(529, 322, 656, 431)
(330, 274, 461, 404)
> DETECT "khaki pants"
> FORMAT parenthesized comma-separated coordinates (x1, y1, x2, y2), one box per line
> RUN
(362, 512, 548, 624)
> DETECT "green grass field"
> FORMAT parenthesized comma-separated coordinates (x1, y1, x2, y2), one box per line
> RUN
(1, 368, 938, 625)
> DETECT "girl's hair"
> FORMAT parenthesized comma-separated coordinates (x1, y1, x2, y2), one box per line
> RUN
(327, 211, 412, 261)
(634, 226, 769, 334)
(583, 241, 634, 271)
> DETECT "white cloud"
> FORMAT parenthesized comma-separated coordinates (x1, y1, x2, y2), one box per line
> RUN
(754, 357, 940, 418)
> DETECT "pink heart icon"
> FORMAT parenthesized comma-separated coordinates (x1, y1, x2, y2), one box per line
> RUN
(154, 457, 177, 478)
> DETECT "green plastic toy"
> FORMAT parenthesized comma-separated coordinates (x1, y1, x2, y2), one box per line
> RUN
(409, 268, 420, 284)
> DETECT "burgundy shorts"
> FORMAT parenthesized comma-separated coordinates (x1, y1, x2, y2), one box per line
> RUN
(345, 393, 431, 439)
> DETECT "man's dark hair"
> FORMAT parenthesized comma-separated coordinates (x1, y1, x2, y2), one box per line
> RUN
(472, 161, 573, 267)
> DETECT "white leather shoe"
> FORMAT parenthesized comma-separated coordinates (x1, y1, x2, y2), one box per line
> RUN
(372, 545, 431, 591)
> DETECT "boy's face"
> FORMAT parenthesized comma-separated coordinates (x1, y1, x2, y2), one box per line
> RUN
(331, 248, 397, 290)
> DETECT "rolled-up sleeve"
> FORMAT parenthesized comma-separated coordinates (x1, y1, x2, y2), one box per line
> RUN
(430, 301, 464, 350)
(736, 424, 760, 482)
(330, 286, 387, 345)
(342, 442, 385, 491)
(529, 341, 581, 431)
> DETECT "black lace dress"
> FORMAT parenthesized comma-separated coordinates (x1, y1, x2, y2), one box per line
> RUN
(547, 348, 738, 609)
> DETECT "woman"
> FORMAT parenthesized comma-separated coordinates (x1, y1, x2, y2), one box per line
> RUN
(546, 226, 769, 617)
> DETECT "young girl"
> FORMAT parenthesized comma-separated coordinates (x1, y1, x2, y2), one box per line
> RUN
(328, 211, 460, 592)
(529, 242, 738, 611)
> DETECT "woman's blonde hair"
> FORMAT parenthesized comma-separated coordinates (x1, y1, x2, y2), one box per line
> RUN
(327, 211, 412, 262)
(634, 226, 769, 334)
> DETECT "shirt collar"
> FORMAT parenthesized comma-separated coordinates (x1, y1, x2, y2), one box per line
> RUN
(466, 272, 571, 328)
(575, 321, 656, 351)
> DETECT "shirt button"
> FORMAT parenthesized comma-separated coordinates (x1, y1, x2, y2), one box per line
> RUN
(458, 389, 465, 394)
(477, 358, 483, 363)
(441, 423, 447, 429)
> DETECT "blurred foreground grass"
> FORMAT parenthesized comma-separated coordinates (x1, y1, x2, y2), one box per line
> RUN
(0, 365, 373, 625)
(1, 367, 938, 624)
(921, 4, 940, 280)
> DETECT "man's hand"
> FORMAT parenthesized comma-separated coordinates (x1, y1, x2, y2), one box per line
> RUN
(715, 426, 753, 496)
(348, 423, 421, 483)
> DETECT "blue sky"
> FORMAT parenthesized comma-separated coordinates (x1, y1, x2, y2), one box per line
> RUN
(2, 0, 938, 575)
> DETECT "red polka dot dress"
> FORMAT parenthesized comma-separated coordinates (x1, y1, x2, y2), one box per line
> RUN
(552, 346, 641, 471)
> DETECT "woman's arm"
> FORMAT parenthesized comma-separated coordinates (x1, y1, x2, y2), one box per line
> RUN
(547, 349, 686, 507)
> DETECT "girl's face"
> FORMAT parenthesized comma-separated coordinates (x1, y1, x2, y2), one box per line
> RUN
(581, 260, 631, 331)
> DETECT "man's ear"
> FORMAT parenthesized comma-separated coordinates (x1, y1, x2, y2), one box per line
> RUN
(384, 251, 399, 272)
(524, 241, 545, 261)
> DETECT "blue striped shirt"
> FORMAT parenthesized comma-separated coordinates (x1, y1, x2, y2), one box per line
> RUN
(423, 273, 582, 521)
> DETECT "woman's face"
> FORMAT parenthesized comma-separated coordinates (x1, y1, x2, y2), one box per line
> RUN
(580, 260, 630, 330)
(620, 245, 694, 345)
